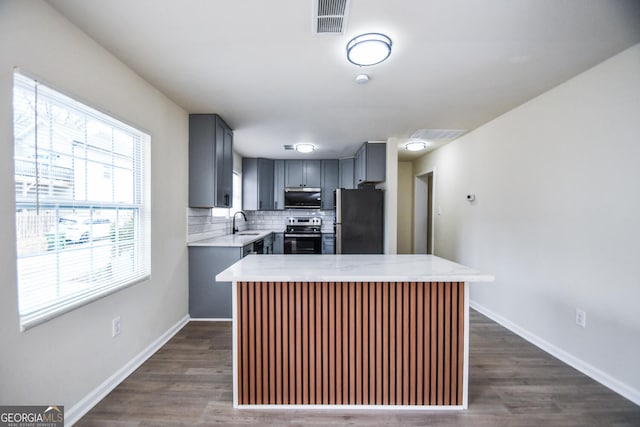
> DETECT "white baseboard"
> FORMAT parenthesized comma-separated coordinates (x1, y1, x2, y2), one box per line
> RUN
(189, 317, 231, 322)
(470, 300, 640, 406)
(65, 314, 190, 426)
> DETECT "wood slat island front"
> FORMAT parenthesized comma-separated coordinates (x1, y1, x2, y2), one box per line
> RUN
(216, 255, 493, 410)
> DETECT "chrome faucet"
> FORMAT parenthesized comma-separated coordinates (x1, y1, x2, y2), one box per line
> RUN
(232, 211, 247, 234)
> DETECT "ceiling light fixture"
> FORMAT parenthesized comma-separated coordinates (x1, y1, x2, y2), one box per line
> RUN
(294, 143, 316, 153)
(404, 140, 428, 152)
(346, 33, 392, 66)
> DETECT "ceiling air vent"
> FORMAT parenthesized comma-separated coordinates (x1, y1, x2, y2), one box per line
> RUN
(283, 144, 294, 151)
(313, 0, 350, 34)
(410, 129, 468, 141)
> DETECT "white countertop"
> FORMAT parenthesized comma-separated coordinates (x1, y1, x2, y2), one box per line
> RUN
(216, 254, 494, 283)
(188, 230, 277, 248)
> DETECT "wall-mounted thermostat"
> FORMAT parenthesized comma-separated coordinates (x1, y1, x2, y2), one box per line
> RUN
(466, 194, 475, 201)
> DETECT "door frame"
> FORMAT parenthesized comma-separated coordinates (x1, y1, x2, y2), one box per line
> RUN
(413, 168, 435, 254)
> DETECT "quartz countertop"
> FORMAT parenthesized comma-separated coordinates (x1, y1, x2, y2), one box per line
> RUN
(188, 230, 279, 248)
(216, 254, 494, 283)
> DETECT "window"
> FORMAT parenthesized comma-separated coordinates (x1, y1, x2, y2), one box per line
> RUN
(232, 170, 242, 213)
(13, 72, 150, 330)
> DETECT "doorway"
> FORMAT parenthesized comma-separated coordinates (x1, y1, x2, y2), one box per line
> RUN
(414, 171, 433, 254)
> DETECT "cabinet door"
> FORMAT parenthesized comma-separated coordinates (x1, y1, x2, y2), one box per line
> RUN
(355, 144, 366, 186)
(285, 160, 304, 187)
(273, 233, 284, 254)
(321, 159, 339, 210)
(189, 246, 242, 318)
(304, 160, 321, 187)
(364, 142, 386, 183)
(242, 158, 258, 210)
(243, 158, 274, 210)
(189, 114, 233, 208)
(188, 115, 215, 207)
(285, 160, 321, 187)
(263, 233, 274, 254)
(339, 158, 355, 189)
(258, 158, 274, 210)
(215, 116, 233, 207)
(354, 142, 386, 185)
(322, 234, 335, 254)
(273, 160, 285, 210)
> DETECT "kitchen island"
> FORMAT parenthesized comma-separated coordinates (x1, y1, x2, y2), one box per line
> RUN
(216, 254, 493, 409)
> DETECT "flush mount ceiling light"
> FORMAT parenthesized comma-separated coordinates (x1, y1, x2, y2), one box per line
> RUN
(404, 140, 429, 152)
(294, 143, 316, 153)
(346, 33, 392, 66)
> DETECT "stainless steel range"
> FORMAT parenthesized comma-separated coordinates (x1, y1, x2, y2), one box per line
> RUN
(284, 217, 322, 254)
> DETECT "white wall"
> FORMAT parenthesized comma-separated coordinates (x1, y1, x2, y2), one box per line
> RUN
(0, 0, 189, 413)
(396, 161, 413, 254)
(413, 44, 640, 402)
(381, 138, 398, 254)
(413, 173, 429, 254)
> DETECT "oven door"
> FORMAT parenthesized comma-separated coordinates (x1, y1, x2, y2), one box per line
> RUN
(284, 234, 322, 254)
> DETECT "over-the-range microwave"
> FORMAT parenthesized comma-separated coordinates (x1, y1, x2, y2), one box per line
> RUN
(284, 187, 321, 209)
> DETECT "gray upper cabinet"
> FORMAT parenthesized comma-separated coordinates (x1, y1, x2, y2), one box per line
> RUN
(242, 158, 274, 210)
(339, 157, 355, 189)
(273, 160, 285, 210)
(216, 119, 234, 207)
(285, 159, 321, 187)
(189, 114, 233, 208)
(321, 159, 339, 210)
(354, 142, 386, 186)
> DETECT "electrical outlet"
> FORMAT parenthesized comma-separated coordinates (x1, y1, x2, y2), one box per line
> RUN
(575, 309, 586, 328)
(112, 317, 121, 337)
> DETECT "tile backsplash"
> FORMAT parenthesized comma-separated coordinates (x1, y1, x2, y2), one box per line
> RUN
(246, 210, 335, 233)
(187, 208, 335, 242)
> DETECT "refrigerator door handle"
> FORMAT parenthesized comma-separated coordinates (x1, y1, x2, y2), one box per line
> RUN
(336, 224, 342, 254)
(335, 189, 342, 223)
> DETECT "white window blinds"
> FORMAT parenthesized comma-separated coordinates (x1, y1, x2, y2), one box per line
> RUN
(13, 72, 151, 331)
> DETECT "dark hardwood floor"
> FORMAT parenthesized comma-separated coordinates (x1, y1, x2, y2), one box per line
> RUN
(77, 310, 640, 426)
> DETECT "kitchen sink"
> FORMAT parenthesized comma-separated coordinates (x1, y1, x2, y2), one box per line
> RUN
(237, 232, 261, 236)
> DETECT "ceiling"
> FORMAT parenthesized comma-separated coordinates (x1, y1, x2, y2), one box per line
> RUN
(46, 0, 640, 161)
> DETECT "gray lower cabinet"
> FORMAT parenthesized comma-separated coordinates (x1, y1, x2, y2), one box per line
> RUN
(273, 232, 284, 254)
(263, 233, 273, 254)
(322, 233, 335, 254)
(189, 246, 244, 318)
(321, 159, 339, 210)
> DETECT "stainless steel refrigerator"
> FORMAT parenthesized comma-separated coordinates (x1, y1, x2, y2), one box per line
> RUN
(335, 188, 384, 254)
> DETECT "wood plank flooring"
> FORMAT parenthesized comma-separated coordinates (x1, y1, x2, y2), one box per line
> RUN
(77, 310, 640, 426)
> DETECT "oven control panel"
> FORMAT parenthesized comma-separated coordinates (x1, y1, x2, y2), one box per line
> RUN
(286, 217, 322, 234)
(287, 217, 321, 226)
